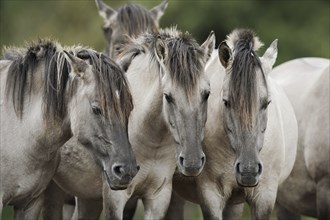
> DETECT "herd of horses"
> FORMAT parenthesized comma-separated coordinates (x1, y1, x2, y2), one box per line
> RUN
(0, 0, 329, 219)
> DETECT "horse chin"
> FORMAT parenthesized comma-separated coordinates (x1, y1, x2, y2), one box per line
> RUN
(177, 165, 203, 177)
(103, 171, 129, 191)
(236, 174, 259, 187)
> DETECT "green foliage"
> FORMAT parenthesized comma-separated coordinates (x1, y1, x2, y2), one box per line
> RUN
(1, 0, 329, 65)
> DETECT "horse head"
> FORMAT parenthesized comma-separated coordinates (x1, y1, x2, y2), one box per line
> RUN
(218, 29, 278, 186)
(63, 49, 139, 190)
(153, 29, 215, 176)
(95, 0, 168, 57)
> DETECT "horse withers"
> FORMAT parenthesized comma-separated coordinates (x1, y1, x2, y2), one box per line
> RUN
(0, 40, 138, 219)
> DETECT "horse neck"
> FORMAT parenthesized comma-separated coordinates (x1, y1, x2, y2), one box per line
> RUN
(127, 57, 170, 147)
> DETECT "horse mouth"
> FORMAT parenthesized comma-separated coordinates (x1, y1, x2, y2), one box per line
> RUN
(103, 171, 129, 190)
(236, 174, 259, 187)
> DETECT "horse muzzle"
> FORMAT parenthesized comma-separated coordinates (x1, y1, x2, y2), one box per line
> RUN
(235, 162, 262, 187)
(177, 153, 206, 177)
(103, 164, 139, 190)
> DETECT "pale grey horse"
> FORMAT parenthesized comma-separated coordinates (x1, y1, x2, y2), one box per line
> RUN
(95, 0, 168, 57)
(270, 58, 330, 220)
(0, 40, 138, 219)
(42, 0, 169, 219)
(43, 27, 215, 220)
(167, 29, 298, 219)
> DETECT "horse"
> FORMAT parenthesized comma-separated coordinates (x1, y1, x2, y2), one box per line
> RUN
(0, 39, 138, 219)
(270, 57, 330, 220)
(167, 29, 298, 219)
(95, 0, 168, 57)
(43, 27, 215, 220)
(41, 1, 169, 219)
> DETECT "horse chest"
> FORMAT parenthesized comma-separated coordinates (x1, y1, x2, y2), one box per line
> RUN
(131, 160, 174, 198)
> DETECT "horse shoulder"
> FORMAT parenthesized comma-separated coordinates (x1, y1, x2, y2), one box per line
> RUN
(54, 139, 103, 199)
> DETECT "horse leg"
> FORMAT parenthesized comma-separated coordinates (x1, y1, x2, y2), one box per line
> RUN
(164, 191, 185, 220)
(248, 188, 277, 220)
(123, 197, 139, 220)
(142, 184, 172, 220)
(275, 202, 301, 220)
(102, 184, 129, 220)
(0, 200, 3, 218)
(71, 197, 102, 220)
(316, 177, 330, 220)
(197, 182, 224, 220)
(14, 194, 44, 220)
(63, 196, 75, 220)
(42, 180, 67, 220)
(222, 203, 244, 220)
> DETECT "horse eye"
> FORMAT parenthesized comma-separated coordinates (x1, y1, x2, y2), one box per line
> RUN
(223, 99, 230, 108)
(164, 93, 173, 103)
(203, 91, 210, 101)
(92, 106, 102, 116)
(114, 45, 121, 51)
(262, 100, 271, 110)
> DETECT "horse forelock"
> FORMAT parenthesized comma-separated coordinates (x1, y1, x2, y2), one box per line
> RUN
(86, 51, 133, 125)
(155, 28, 205, 97)
(118, 28, 206, 98)
(117, 3, 158, 37)
(227, 29, 267, 131)
(3, 40, 132, 125)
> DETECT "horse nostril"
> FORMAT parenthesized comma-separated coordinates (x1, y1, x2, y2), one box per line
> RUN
(201, 155, 205, 166)
(112, 164, 125, 177)
(179, 156, 184, 167)
(236, 163, 241, 174)
(136, 165, 140, 171)
(258, 163, 263, 174)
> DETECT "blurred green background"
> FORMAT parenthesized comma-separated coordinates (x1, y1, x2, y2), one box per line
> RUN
(0, 0, 328, 219)
(1, 0, 329, 65)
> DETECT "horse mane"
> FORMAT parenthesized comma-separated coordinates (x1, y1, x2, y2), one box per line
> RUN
(117, 3, 158, 37)
(3, 39, 133, 124)
(226, 29, 267, 130)
(119, 27, 205, 96)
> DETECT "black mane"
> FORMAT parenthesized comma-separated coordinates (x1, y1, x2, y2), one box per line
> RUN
(117, 3, 158, 37)
(119, 28, 206, 95)
(3, 39, 133, 124)
(228, 29, 267, 130)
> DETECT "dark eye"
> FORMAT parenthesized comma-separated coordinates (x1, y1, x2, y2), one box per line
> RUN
(261, 100, 271, 110)
(203, 91, 210, 101)
(164, 93, 173, 103)
(223, 99, 230, 108)
(114, 44, 121, 51)
(92, 106, 102, 116)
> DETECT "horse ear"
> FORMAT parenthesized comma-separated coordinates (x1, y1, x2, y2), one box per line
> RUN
(63, 51, 88, 78)
(150, 0, 169, 22)
(201, 30, 215, 62)
(154, 37, 168, 78)
(95, 0, 117, 22)
(218, 41, 232, 69)
(154, 37, 168, 63)
(262, 39, 278, 68)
